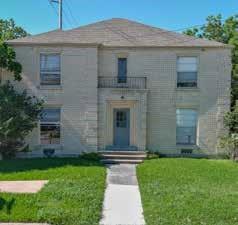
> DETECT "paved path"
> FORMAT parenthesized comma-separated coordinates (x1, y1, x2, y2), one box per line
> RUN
(100, 164, 145, 225)
(0, 181, 48, 193)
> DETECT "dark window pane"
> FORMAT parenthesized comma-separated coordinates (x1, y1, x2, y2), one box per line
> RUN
(40, 54, 60, 85)
(176, 109, 197, 145)
(116, 111, 127, 127)
(40, 124, 60, 144)
(40, 73, 60, 85)
(40, 54, 60, 72)
(176, 127, 196, 144)
(118, 58, 127, 83)
(177, 72, 197, 87)
(41, 109, 60, 122)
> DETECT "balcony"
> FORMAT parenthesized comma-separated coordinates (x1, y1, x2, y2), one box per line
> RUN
(98, 76, 147, 89)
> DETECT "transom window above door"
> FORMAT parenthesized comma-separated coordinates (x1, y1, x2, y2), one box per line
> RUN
(40, 54, 61, 85)
(177, 56, 198, 87)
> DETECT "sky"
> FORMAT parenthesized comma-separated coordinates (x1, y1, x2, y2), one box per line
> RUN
(0, 0, 237, 35)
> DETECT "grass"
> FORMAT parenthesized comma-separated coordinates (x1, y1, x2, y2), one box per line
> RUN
(137, 158, 238, 225)
(0, 157, 106, 225)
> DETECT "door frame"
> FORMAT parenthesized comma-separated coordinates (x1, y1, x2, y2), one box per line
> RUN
(105, 100, 137, 147)
(113, 108, 130, 146)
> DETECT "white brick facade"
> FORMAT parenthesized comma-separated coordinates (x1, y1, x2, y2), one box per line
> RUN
(4, 44, 231, 156)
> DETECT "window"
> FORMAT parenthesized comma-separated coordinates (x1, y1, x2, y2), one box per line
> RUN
(40, 108, 61, 144)
(116, 111, 127, 128)
(40, 54, 60, 85)
(118, 58, 127, 83)
(176, 109, 197, 145)
(177, 57, 197, 87)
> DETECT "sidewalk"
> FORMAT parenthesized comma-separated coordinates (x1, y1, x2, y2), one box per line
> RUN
(100, 164, 145, 225)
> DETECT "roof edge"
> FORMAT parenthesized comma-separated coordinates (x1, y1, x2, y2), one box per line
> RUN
(6, 41, 233, 49)
(6, 41, 101, 47)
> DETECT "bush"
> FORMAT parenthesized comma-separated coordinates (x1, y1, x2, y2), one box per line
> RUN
(0, 82, 43, 158)
(220, 105, 238, 161)
(80, 152, 100, 161)
(220, 134, 238, 161)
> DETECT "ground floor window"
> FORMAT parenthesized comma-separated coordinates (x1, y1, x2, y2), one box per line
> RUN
(176, 109, 197, 145)
(40, 108, 61, 144)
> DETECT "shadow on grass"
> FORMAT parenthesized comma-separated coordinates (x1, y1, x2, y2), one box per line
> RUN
(0, 197, 15, 214)
(0, 155, 105, 174)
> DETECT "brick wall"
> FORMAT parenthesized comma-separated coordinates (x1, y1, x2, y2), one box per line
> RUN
(4, 46, 98, 155)
(4, 45, 231, 155)
(98, 47, 231, 154)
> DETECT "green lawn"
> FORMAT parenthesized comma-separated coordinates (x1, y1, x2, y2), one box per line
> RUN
(0, 157, 106, 225)
(137, 158, 238, 225)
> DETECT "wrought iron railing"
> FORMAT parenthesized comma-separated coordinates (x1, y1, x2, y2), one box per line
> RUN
(98, 76, 147, 89)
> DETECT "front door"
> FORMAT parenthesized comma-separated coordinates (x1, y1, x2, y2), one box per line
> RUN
(113, 108, 130, 146)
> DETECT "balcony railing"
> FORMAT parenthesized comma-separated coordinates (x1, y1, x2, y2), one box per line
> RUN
(98, 76, 147, 89)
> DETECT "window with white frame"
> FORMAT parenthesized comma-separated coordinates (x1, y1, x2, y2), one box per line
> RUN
(40, 108, 61, 144)
(177, 56, 197, 87)
(40, 54, 60, 85)
(176, 109, 197, 145)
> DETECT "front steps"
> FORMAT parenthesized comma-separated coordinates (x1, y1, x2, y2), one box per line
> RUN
(99, 151, 147, 164)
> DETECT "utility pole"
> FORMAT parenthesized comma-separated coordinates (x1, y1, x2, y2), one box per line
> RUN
(51, 0, 63, 30)
(58, 0, 62, 30)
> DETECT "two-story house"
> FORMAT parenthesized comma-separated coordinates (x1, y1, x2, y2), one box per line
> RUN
(5, 18, 231, 157)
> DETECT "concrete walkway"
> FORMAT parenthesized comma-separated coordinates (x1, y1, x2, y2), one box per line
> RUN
(100, 164, 145, 225)
(0, 181, 48, 193)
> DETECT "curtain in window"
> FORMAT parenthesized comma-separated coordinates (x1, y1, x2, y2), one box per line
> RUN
(40, 54, 60, 72)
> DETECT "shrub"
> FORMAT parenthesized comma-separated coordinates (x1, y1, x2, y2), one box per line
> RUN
(220, 105, 238, 161)
(220, 134, 238, 161)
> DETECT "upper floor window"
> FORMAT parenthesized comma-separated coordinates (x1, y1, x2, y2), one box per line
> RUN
(40, 108, 61, 145)
(118, 58, 127, 83)
(176, 109, 197, 145)
(177, 56, 197, 87)
(40, 54, 60, 85)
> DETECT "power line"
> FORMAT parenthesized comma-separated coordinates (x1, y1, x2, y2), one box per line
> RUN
(62, 7, 74, 28)
(103, 18, 229, 46)
(64, 0, 79, 26)
(48, 0, 66, 29)
(48, 0, 58, 16)
(134, 18, 227, 39)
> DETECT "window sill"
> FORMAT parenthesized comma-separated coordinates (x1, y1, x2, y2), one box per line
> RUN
(39, 144, 63, 149)
(38, 85, 63, 90)
(176, 87, 200, 91)
(176, 144, 199, 149)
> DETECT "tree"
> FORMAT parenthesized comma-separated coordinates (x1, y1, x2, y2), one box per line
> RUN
(0, 42, 22, 82)
(0, 82, 43, 158)
(184, 14, 238, 107)
(0, 18, 28, 41)
(0, 18, 28, 82)
(0, 19, 42, 158)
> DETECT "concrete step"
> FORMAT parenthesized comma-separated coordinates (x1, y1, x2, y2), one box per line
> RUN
(101, 154, 146, 160)
(99, 151, 147, 155)
(105, 145, 138, 151)
(101, 159, 144, 164)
